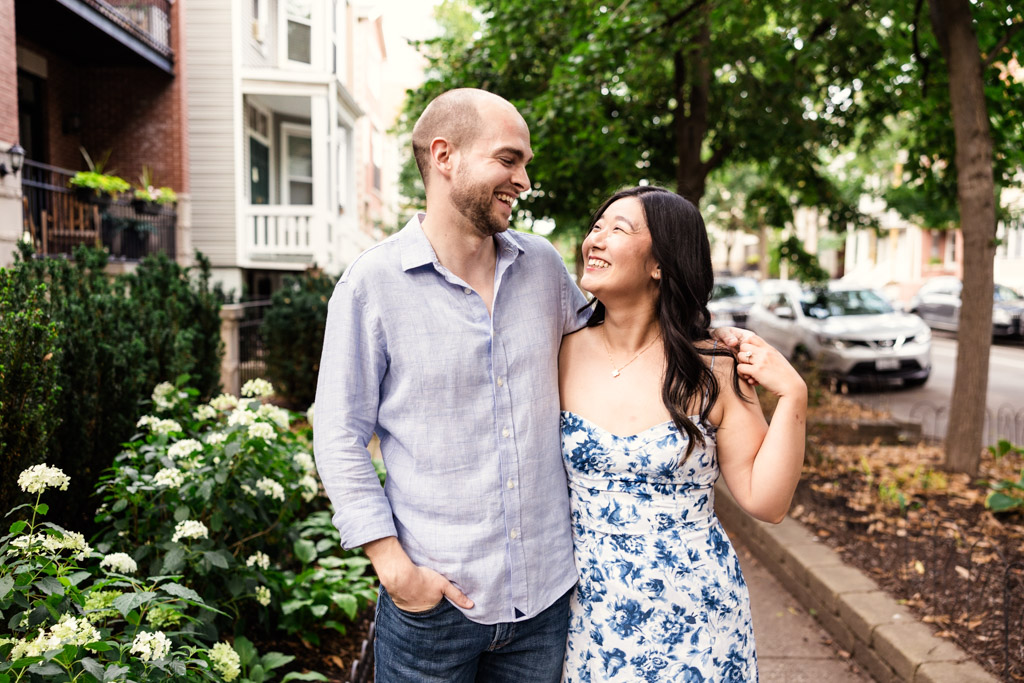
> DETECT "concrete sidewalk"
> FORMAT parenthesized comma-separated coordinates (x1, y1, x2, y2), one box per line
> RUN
(732, 536, 870, 682)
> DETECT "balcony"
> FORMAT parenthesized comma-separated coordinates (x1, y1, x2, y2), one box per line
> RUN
(22, 160, 177, 261)
(245, 205, 330, 266)
(15, 0, 174, 73)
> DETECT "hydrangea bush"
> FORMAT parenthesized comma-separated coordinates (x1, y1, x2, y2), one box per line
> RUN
(92, 378, 377, 645)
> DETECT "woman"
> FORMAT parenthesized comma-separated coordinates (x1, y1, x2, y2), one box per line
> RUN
(559, 186, 807, 682)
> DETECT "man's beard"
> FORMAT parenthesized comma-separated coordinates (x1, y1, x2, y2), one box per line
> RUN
(451, 169, 510, 238)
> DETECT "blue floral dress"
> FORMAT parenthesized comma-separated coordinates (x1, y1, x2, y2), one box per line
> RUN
(560, 411, 757, 682)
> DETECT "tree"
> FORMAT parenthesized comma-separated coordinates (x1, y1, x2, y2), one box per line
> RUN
(403, 0, 891, 246)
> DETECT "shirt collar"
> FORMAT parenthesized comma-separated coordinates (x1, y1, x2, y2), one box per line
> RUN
(399, 213, 525, 272)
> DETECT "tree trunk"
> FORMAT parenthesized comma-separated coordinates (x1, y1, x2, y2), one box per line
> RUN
(673, 13, 711, 204)
(929, 0, 997, 475)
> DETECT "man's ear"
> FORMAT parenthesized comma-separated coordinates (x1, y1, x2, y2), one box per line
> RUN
(430, 138, 455, 178)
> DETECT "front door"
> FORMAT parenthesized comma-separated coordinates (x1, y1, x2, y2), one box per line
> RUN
(250, 137, 269, 205)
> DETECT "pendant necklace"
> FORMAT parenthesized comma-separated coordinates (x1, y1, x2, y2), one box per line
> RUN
(600, 325, 661, 378)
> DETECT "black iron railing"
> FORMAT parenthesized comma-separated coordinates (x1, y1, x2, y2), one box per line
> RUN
(21, 159, 176, 261)
(238, 300, 273, 387)
(89, 0, 173, 57)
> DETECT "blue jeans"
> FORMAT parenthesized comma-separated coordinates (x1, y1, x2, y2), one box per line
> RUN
(374, 586, 572, 682)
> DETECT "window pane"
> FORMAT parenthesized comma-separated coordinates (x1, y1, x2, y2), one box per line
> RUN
(289, 181, 313, 205)
(287, 135, 312, 177)
(287, 0, 311, 20)
(288, 21, 311, 63)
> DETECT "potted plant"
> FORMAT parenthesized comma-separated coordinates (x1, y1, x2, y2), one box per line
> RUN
(68, 148, 130, 206)
(131, 165, 178, 215)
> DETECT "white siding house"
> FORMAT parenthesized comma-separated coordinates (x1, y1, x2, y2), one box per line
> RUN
(185, 0, 371, 296)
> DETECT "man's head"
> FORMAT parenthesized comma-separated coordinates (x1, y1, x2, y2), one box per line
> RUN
(412, 89, 533, 237)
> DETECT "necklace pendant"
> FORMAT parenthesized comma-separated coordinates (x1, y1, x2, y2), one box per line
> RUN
(611, 369, 621, 378)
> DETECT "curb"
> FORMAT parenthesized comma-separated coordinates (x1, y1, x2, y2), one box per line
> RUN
(714, 482, 998, 683)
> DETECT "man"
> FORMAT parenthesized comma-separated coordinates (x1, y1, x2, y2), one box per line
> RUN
(313, 88, 588, 681)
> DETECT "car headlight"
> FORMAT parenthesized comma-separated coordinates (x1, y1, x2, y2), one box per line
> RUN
(992, 308, 1011, 325)
(911, 326, 931, 344)
(816, 334, 851, 350)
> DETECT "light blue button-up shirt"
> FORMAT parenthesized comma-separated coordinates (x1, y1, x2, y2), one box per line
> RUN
(313, 214, 590, 625)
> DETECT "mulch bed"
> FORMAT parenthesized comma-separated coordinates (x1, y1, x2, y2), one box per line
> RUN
(252, 610, 375, 682)
(791, 430, 1024, 680)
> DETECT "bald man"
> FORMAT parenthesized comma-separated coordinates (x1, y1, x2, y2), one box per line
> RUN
(314, 89, 589, 681)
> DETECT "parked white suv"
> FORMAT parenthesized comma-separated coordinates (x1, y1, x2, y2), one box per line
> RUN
(747, 280, 932, 391)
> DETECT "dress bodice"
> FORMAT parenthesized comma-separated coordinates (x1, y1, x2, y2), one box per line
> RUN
(560, 411, 720, 536)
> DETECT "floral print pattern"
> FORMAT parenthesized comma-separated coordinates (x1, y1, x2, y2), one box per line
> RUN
(561, 411, 757, 682)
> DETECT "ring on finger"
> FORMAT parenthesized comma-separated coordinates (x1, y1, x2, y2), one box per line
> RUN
(743, 351, 753, 361)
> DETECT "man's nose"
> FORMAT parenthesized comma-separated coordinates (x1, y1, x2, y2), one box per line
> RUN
(512, 165, 530, 194)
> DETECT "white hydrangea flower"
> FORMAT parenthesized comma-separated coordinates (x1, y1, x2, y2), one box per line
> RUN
(255, 585, 272, 606)
(192, 404, 217, 421)
(151, 382, 186, 411)
(130, 630, 172, 662)
(17, 464, 70, 494)
(209, 642, 241, 682)
(306, 403, 315, 427)
(206, 432, 229, 445)
(137, 416, 183, 435)
(247, 422, 276, 442)
(210, 394, 239, 411)
(255, 477, 285, 502)
(171, 520, 209, 543)
(240, 484, 257, 497)
(228, 410, 256, 427)
(18, 529, 93, 558)
(299, 475, 319, 503)
(256, 403, 291, 428)
(167, 439, 203, 460)
(294, 452, 315, 473)
(241, 378, 274, 398)
(153, 467, 185, 489)
(10, 615, 100, 660)
(245, 551, 271, 570)
(100, 552, 138, 574)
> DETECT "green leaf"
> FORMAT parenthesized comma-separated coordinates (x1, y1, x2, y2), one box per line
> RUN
(233, 636, 257, 667)
(112, 591, 158, 617)
(161, 545, 186, 574)
(293, 539, 317, 564)
(281, 599, 312, 615)
(250, 664, 266, 683)
(0, 575, 13, 598)
(173, 505, 191, 522)
(85, 641, 113, 652)
(985, 491, 1023, 513)
(37, 576, 64, 596)
(33, 504, 48, 516)
(310, 604, 328, 618)
(333, 593, 358, 620)
(203, 550, 230, 569)
(111, 499, 128, 513)
(8, 521, 26, 535)
(281, 672, 329, 682)
(160, 582, 202, 602)
(259, 652, 295, 671)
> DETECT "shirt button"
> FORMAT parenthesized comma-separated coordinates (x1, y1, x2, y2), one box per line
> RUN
(463, 287, 472, 294)
(507, 479, 515, 489)
(510, 528, 519, 539)
(496, 377, 504, 387)
(502, 427, 510, 438)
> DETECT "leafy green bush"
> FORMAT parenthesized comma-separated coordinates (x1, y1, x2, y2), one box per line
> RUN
(92, 378, 376, 645)
(261, 271, 337, 409)
(0, 463, 318, 683)
(984, 440, 1024, 513)
(0, 245, 223, 524)
(0, 273, 61, 512)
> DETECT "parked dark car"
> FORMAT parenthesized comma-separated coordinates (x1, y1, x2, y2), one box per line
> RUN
(709, 276, 760, 329)
(907, 276, 1024, 337)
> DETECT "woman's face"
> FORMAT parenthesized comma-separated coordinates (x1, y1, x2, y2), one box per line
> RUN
(579, 196, 660, 300)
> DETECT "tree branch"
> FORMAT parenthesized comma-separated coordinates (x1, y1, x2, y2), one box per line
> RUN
(648, 0, 708, 36)
(982, 20, 1024, 68)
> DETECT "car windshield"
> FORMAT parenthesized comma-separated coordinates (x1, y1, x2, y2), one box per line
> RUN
(799, 288, 894, 318)
(712, 280, 759, 299)
(994, 284, 1023, 302)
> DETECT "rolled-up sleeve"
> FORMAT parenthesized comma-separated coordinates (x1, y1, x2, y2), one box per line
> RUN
(313, 276, 396, 549)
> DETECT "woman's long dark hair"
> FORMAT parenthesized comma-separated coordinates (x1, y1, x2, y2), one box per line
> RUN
(582, 185, 741, 458)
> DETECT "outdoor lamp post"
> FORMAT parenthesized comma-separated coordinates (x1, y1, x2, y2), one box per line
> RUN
(0, 143, 26, 178)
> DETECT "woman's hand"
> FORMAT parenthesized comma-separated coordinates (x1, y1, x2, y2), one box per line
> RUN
(735, 334, 806, 400)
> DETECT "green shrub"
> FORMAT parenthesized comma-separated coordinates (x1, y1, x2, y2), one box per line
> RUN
(92, 378, 376, 644)
(0, 463, 316, 683)
(0, 245, 223, 525)
(0, 273, 61, 512)
(984, 440, 1024, 513)
(261, 271, 337, 409)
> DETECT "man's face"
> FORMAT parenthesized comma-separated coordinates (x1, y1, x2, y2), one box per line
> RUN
(449, 104, 533, 238)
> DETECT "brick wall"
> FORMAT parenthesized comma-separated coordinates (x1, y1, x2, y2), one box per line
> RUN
(16, 2, 188, 194)
(0, 0, 18, 143)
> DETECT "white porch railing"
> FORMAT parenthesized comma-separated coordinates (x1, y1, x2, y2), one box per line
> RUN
(245, 205, 329, 264)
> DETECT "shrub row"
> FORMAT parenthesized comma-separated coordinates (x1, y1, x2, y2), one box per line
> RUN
(0, 245, 223, 522)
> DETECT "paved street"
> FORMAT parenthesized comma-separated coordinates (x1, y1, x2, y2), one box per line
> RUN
(853, 333, 1024, 444)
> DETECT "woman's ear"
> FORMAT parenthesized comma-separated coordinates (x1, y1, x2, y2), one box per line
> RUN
(652, 266, 661, 280)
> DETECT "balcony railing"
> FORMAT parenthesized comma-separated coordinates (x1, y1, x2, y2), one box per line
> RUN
(22, 159, 176, 261)
(88, 0, 173, 58)
(245, 205, 325, 264)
